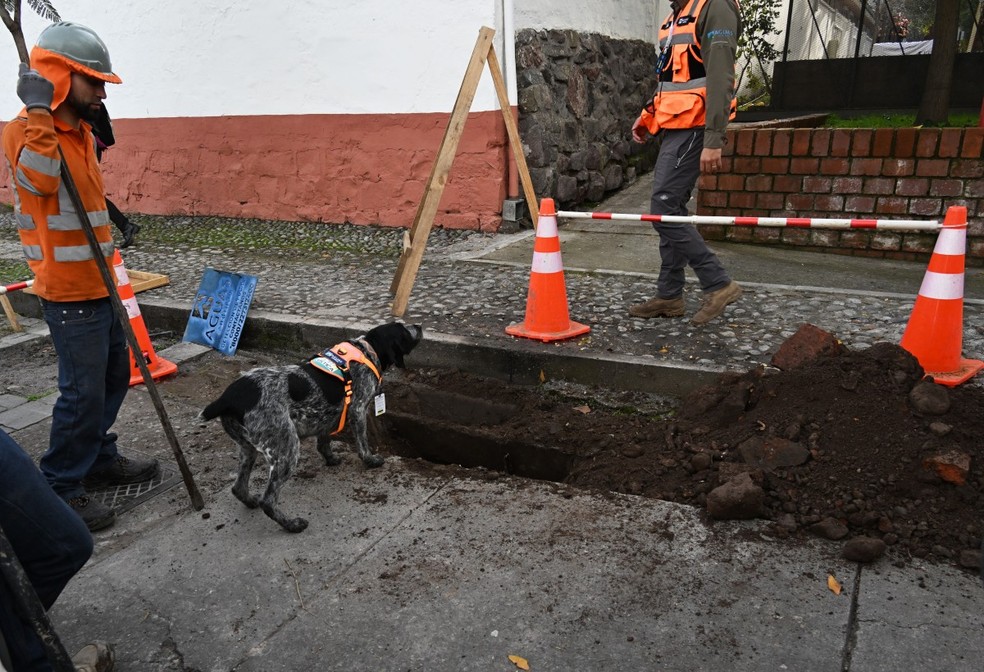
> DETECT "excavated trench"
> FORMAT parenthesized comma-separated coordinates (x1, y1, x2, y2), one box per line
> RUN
(380, 384, 577, 481)
(374, 372, 679, 485)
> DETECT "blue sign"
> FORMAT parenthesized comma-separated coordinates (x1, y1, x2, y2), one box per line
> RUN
(182, 268, 258, 356)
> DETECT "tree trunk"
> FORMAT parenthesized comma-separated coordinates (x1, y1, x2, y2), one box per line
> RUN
(915, 0, 960, 125)
(0, 1, 30, 64)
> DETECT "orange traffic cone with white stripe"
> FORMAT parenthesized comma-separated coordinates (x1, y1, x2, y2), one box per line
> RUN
(113, 250, 178, 386)
(506, 198, 590, 342)
(900, 205, 984, 387)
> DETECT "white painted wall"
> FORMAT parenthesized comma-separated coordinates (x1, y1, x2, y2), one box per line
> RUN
(0, 0, 503, 119)
(514, 0, 667, 42)
(0, 1, 674, 121)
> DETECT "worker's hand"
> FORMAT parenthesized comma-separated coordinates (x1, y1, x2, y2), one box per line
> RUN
(700, 147, 723, 173)
(631, 115, 649, 144)
(16, 63, 54, 113)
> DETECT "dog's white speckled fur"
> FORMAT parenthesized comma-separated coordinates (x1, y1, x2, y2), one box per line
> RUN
(200, 322, 423, 532)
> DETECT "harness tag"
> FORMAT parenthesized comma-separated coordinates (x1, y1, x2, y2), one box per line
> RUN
(324, 348, 348, 369)
(374, 393, 386, 416)
(309, 356, 346, 380)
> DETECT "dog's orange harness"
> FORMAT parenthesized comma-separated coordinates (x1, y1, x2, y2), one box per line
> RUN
(307, 341, 381, 435)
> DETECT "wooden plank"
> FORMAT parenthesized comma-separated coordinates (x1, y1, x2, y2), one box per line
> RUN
(23, 269, 169, 295)
(127, 270, 171, 294)
(1, 294, 22, 332)
(390, 26, 497, 316)
(486, 46, 540, 228)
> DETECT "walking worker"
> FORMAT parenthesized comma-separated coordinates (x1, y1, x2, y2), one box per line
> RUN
(2, 21, 159, 532)
(629, 0, 743, 325)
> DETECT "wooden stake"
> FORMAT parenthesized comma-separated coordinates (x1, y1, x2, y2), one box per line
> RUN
(486, 46, 539, 228)
(390, 26, 540, 316)
(390, 27, 496, 312)
(1, 294, 22, 332)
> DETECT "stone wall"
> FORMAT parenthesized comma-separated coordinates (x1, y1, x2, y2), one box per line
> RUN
(515, 28, 658, 208)
(697, 127, 984, 265)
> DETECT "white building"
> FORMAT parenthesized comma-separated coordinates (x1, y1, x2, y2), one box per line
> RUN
(0, 1, 669, 230)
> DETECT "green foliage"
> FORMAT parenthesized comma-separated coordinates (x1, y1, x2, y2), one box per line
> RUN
(824, 111, 980, 128)
(1, 1, 60, 22)
(735, 0, 781, 106)
(738, 0, 781, 65)
(0, 258, 31, 282)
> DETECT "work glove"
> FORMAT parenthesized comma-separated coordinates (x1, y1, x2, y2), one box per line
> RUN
(16, 63, 54, 112)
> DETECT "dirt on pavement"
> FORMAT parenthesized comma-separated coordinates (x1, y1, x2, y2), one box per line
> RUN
(2, 326, 982, 576)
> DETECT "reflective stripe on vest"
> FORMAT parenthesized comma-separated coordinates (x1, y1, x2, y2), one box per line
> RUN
(53, 240, 115, 262)
(15, 212, 35, 230)
(47, 182, 110, 230)
(18, 147, 60, 177)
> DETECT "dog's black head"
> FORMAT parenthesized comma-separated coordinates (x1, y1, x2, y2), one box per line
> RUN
(363, 322, 423, 371)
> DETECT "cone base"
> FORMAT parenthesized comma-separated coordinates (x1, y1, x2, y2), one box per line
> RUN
(129, 358, 178, 387)
(505, 320, 590, 343)
(924, 358, 984, 388)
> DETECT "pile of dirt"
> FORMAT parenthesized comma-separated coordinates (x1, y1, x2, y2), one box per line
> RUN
(4, 325, 981, 574)
(383, 328, 983, 574)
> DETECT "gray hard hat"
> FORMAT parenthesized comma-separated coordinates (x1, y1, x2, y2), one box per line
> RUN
(35, 21, 120, 82)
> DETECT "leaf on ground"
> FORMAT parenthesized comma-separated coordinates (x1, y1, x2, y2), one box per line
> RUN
(573, 404, 591, 414)
(827, 574, 842, 595)
(539, 370, 546, 384)
(508, 654, 530, 670)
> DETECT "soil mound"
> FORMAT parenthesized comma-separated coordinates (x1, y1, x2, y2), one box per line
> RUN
(387, 328, 983, 574)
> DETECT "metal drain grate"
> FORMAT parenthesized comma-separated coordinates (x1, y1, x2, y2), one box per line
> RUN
(88, 459, 183, 514)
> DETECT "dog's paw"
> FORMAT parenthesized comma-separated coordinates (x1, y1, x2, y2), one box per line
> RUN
(282, 517, 309, 533)
(322, 453, 342, 467)
(363, 454, 385, 469)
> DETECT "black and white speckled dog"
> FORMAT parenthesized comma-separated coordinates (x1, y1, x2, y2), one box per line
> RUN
(200, 322, 423, 532)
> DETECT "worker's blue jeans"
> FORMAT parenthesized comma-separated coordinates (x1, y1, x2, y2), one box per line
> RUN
(0, 429, 93, 671)
(39, 297, 130, 500)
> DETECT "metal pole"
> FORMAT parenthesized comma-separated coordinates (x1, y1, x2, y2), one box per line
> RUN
(57, 150, 204, 511)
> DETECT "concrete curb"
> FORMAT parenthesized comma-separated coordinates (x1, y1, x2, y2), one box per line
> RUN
(135, 299, 724, 397)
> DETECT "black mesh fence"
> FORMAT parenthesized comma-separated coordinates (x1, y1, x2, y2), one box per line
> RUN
(739, 0, 984, 110)
(778, 0, 983, 62)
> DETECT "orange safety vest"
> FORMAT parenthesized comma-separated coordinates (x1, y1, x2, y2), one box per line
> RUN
(2, 110, 114, 302)
(307, 341, 381, 435)
(638, 0, 738, 134)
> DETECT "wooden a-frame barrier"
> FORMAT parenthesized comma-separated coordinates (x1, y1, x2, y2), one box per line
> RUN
(389, 26, 539, 317)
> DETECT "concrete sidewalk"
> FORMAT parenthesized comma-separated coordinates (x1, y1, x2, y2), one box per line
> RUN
(2, 176, 983, 671)
(48, 458, 983, 672)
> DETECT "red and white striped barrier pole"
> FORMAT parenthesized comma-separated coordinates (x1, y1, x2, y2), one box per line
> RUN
(0, 280, 34, 295)
(556, 210, 941, 231)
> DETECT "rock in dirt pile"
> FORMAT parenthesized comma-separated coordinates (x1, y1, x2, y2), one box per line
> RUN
(385, 325, 983, 574)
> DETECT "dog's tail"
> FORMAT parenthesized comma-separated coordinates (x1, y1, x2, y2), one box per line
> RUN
(200, 376, 259, 423)
(199, 398, 225, 422)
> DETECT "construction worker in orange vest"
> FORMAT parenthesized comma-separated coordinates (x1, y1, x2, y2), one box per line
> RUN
(3, 22, 159, 533)
(629, 0, 743, 326)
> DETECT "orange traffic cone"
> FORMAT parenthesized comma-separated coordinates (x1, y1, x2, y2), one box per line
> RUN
(113, 251, 178, 386)
(900, 206, 984, 387)
(506, 198, 590, 342)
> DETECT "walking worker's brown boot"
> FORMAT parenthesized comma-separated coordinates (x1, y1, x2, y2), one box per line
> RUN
(628, 295, 685, 318)
(691, 281, 742, 325)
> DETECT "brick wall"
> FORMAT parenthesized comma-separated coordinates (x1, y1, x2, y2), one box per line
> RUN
(697, 127, 984, 266)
